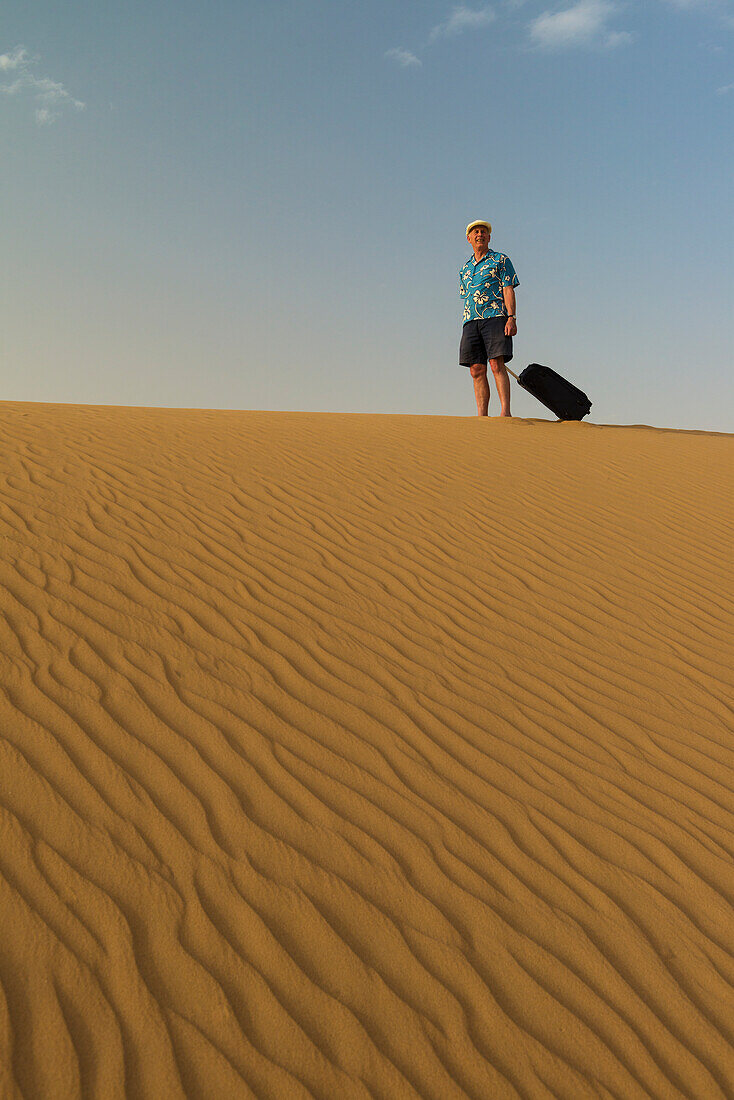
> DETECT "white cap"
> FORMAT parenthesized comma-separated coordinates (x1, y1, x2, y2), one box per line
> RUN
(466, 219, 491, 236)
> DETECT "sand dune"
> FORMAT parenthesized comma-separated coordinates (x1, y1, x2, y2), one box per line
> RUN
(1, 401, 733, 1099)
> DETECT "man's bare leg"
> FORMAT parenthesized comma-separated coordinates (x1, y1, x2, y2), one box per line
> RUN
(489, 357, 511, 417)
(470, 363, 490, 416)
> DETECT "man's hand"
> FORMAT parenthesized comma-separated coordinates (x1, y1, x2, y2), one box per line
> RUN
(505, 317, 517, 337)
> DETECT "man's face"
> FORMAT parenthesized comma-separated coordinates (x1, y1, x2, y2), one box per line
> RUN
(468, 225, 490, 251)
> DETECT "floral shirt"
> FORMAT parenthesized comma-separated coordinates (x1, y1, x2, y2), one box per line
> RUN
(459, 250, 519, 323)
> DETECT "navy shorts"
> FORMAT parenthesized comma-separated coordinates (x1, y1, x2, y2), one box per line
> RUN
(459, 318, 513, 366)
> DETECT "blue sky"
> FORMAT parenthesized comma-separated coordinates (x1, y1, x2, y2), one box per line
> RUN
(2, 0, 732, 430)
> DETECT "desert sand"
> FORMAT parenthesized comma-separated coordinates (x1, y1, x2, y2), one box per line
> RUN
(1, 401, 733, 1099)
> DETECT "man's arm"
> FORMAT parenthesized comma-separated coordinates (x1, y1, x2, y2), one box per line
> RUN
(503, 286, 517, 337)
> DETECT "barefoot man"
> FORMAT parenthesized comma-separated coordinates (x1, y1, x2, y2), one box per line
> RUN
(459, 220, 519, 416)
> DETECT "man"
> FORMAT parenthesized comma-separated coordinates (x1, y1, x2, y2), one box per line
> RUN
(459, 220, 519, 417)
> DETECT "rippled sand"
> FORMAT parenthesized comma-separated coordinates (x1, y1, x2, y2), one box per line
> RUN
(1, 402, 733, 1099)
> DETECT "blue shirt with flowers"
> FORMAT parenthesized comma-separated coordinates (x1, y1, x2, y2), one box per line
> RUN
(459, 250, 519, 323)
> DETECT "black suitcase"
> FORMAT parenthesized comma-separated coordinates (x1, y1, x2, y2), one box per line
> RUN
(507, 362, 592, 421)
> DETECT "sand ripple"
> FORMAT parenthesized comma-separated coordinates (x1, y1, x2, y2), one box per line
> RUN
(1, 404, 733, 1098)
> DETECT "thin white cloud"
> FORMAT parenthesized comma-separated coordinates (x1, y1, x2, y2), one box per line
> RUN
(384, 46, 422, 67)
(429, 5, 496, 40)
(717, 81, 734, 93)
(605, 29, 634, 46)
(529, 0, 629, 48)
(385, 5, 495, 67)
(0, 46, 30, 70)
(0, 44, 84, 124)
